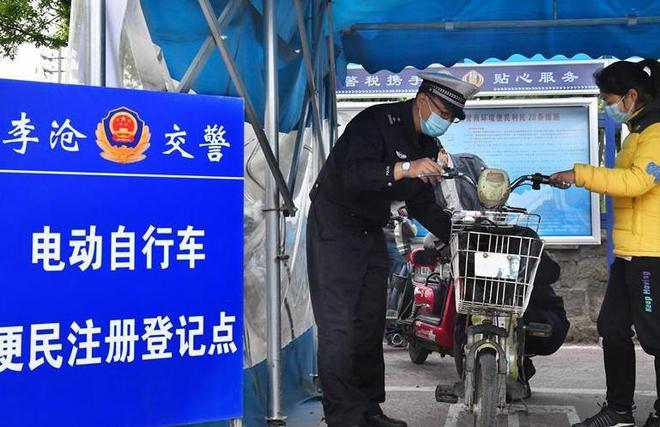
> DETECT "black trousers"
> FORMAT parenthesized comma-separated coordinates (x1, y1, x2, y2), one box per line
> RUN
(307, 195, 389, 427)
(598, 257, 660, 412)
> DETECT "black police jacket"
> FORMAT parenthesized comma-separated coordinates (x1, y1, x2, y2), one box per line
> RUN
(311, 100, 452, 242)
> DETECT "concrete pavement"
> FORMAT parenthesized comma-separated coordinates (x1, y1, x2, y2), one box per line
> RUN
(379, 345, 656, 427)
(311, 345, 657, 426)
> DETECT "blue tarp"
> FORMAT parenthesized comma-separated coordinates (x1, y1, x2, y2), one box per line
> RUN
(332, 1, 660, 73)
(141, 1, 660, 131)
(141, 0, 326, 133)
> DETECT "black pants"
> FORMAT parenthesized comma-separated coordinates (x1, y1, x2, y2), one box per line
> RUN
(598, 257, 660, 412)
(307, 195, 389, 427)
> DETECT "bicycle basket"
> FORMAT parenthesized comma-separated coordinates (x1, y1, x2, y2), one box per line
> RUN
(449, 219, 544, 317)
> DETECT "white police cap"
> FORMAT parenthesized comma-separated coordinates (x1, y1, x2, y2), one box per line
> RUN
(418, 72, 479, 120)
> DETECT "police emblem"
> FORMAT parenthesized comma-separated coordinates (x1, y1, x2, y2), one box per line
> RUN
(462, 70, 485, 87)
(96, 107, 150, 163)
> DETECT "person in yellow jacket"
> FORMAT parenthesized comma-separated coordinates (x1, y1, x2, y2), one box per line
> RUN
(551, 59, 660, 427)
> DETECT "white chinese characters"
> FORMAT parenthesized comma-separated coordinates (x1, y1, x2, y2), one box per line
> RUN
(1, 312, 238, 373)
(32, 226, 65, 272)
(50, 119, 87, 152)
(2, 112, 232, 162)
(32, 225, 206, 271)
(200, 124, 230, 162)
(163, 124, 194, 159)
(69, 226, 102, 271)
(0, 326, 24, 372)
(3, 112, 38, 154)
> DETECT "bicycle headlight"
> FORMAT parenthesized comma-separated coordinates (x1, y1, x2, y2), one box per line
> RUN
(477, 168, 511, 208)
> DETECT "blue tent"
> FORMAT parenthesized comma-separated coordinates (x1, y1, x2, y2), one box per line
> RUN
(141, 0, 660, 132)
(134, 1, 660, 425)
(333, 1, 660, 73)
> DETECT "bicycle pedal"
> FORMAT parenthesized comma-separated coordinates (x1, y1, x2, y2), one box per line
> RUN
(435, 385, 459, 403)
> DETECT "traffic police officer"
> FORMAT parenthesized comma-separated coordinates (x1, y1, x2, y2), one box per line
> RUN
(307, 73, 479, 427)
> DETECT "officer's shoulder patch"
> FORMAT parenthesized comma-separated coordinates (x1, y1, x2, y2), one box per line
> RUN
(647, 162, 660, 183)
(386, 113, 402, 126)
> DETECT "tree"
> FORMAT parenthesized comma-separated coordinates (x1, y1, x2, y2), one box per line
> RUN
(0, 0, 71, 59)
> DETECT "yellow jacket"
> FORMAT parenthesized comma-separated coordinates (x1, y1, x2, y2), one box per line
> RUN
(574, 102, 660, 258)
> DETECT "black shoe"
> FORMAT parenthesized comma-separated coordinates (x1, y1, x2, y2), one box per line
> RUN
(572, 403, 635, 427)
(367, 413, 408, 427)
(643, 413, 660, 427)
(506, 378, 532, 403)
(522, 357, 536, 381)
(506, 377, 531, 402)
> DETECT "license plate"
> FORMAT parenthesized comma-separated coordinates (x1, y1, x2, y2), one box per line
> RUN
(474, 252, 520, 280)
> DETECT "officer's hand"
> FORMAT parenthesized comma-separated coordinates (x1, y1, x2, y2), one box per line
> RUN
(409, 158, 443, 184)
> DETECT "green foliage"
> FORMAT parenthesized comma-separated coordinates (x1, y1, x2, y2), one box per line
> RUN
(0, 0, 71, 59)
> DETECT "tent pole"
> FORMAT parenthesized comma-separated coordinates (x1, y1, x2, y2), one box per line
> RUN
(264, 0, 286, 425)
(316, 1, 329, 161)
(178, 0, 242, 94)
(288, 1, 326, 193)
(197, 0, 297, 216)
(348, 16, 660, 32)
(287, 93, 310, 192)
(314, 1, 328, 165)
(89, 0, 105, 86)
(326, 0, 338, 147)
(293, 0, 326, 162)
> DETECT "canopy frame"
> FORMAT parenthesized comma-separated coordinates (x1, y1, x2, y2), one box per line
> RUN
(175, 1, 337, 424)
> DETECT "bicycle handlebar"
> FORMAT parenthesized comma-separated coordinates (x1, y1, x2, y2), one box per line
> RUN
(418, 169, 556, 191)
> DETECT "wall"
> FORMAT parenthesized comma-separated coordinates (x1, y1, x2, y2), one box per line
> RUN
(546, 237, 609, 343)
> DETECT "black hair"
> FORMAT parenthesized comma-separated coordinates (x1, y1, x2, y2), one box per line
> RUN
(594, 59, 660, 105)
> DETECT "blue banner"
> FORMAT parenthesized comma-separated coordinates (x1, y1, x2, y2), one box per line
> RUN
(337, 61, 604, 96)
(0, 79, 244, 426)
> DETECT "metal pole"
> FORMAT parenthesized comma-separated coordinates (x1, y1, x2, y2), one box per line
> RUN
(89, 0, 106, 86)
(197, 0, 297, 216)
(289, 0, 328, 193)
(57, 47, 63, 84)
(178, 0, 242, 94)
(313, 1, 328, 163)
(348, 15, 660, 32)
(287, 94, 310, 193)
(326, 0, 338, 147)
(292, 0, 326, 162)
(264, 0, 285, 425)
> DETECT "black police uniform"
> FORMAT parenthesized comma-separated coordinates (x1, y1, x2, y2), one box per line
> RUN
(307, 100, 451, 426)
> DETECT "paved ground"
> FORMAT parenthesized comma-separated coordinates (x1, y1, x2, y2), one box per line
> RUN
(309, 345, 657, 427)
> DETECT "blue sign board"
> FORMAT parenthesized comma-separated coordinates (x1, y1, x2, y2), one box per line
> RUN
(441, 102, 598, 242)
(0, 79, 244, 426)
(337, 62, 604, 96)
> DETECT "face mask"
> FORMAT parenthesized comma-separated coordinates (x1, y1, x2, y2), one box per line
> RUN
(605, 96, 633, 124)
(419, 99, 452, 137)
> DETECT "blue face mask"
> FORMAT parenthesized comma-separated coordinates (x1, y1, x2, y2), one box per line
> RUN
(604, 96, 633, 124)
(419, 100, 452, 137)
